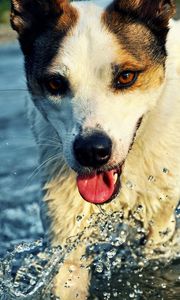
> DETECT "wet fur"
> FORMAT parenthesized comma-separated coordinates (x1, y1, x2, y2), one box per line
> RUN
(11, 1, 180, 299)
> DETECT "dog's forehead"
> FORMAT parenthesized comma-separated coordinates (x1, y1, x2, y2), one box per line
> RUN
(50, 2, 119, 73)
(30, 1, 164, 81)
(48, 2, 158, 78)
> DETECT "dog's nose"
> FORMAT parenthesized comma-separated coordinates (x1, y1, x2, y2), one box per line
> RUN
(73, 131, 112, 168)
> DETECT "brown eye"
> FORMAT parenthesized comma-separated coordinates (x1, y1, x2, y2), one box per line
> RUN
(48, 78, 62, 91)
(45, 75, 69, 95)
(115, 71, 138, 89)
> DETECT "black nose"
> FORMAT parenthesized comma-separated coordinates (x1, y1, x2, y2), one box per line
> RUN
(73, 131, 112, 168)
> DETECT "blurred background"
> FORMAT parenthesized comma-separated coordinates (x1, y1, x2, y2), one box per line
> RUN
(0, 0, 10, 23)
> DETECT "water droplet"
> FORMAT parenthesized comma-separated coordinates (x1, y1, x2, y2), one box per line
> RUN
(113, 291, 118, 297)
(163, 168, 169, 174)
(111, 257, 121, 269)
(103, 292, 111, 299)
(136, 205, 143, 213)
(148, 175, 155, 182)
(126, 180, 133, 189)
(95, 263, 104, 273)
(30, 278, 36, 285)
(129, 292, 135, 298)
(107, 249, 116, 258)
(112, 237, 124, 247)
(76, 215, 83, 222)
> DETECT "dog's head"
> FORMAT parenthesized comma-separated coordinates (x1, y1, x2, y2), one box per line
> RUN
(11, 0, 175, 204)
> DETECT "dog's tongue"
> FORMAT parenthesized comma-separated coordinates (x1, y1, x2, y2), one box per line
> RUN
(77, 170, 116, 204)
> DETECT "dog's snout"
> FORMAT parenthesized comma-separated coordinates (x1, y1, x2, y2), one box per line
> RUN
(73, 131, 112, 168)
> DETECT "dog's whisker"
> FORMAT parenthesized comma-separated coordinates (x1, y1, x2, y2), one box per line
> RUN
(6, 144, 60, 151)
(37, 140, 62, 147)
(36, 144, 61, 147)
(32, 154, 62, 175)
(38, 137, 61, 144)
(25, 153, 62, 187)
(2, 136, 61, 147)
(1, 141, 59, 148)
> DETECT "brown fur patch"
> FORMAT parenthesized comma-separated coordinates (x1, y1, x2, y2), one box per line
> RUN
(102, 0, 176, 66)
(11, 0, 78, 55)
(111, 43, 165, 92)
(137, 65, 165, 91)
(102, 10, 166, 63)
(110, 0, 176, 27)
(56, 1, 78, 32)
(102, 2, 170, 93)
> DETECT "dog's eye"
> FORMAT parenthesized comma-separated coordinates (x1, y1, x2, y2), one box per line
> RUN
(115, 71, 138, 89)
(44, 75, 69, 95)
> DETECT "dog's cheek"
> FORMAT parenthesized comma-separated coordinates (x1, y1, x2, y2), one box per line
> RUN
(101, 90, 157, 159)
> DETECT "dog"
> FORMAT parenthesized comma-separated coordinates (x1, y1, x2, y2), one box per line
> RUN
(11, 0, 180, 298)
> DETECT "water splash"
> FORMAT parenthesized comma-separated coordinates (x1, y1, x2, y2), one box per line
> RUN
(0, 240, 63, 299)
(0, 211, 180, 299)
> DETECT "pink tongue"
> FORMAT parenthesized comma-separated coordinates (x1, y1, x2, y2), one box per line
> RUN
(77, 170, 116, 204)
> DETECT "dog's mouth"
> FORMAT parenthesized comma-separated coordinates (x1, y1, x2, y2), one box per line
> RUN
(77, 166, 122, 204)
(76, 117, 143, 204)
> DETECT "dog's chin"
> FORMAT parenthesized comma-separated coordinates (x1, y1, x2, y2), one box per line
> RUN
(76, 164, 123, 205)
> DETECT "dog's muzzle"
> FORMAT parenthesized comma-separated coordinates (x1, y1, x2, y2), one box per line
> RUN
(73, 130, 121, 204)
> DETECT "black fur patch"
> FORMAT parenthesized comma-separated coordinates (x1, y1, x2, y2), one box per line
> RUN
(103, 0, 176, 62)
(11, 0, 78, 94)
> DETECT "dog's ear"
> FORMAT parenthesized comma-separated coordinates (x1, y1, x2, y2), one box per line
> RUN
(10, 0, 77, 54)
(10, 0, 71, 34)
(112, 0, 176, 26)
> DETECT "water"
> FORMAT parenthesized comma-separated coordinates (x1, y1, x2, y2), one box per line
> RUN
(0, 42, 44, 258)
(0, 39, 180, 300)
(0, 209, 179, 299)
